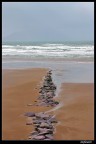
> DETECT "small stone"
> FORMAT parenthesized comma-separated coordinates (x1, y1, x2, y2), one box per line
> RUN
(30, 131, 38, 136)
(39, 102, 47, 106)
(50, 104, 56, 107)
(39, 122, 50, 128)
(39, 90, 42, 93)
(33, 120, 41, 124)
(28, 136, 32, 139)
(45, 134, 54, 139)
(27, 104, 33, 106)
(26, 122, 32, 125)
(24, 112, 35, 117)
(48, 125, 54, 129)
(32, 117, 37, 120)
(37, 128, 53, 134)
(35, 113, 50, 120)
(32, 135, 45, 140)
(49, 118, 58, 123)
(34, 124, 40, 127)
(55, 101, 59, 104)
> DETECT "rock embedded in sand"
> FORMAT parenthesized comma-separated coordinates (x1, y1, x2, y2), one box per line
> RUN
(32, 135, 45, 140)
(35, 113, 51, 120)
(26, 122, 32, 125)
(49, 117, 58, 123)
(37, 127, 53, 134)
(33, 120, 42, 124)
(39, 122, 50, 128)
(28, 136, 32, 139)
(30, 131, 39, 136)
(27, 104, 33, 106)
(55, 101, 59, 105)
(24, 112, 35, 117)
(45, 134, 54, 139)
(34, 124, 40, 127)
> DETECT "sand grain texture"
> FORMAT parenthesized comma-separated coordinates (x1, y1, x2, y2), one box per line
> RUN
(2, 69, 94, 140)
(2, 68, 51, 140)
(54, 83, 94, 140)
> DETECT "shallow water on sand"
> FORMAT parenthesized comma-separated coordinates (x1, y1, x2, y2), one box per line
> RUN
(2, 60, 94, 94)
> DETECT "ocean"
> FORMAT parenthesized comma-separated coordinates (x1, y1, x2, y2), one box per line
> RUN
(2, 41, 94, 59)
(2, 41, 94, 84)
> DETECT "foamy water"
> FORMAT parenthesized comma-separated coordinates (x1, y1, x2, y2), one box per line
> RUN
(2, 42, 94, 58)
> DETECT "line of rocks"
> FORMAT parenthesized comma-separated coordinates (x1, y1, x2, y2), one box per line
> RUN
(37, 70, 59, 107)
(25, 70, 59, 140)
(25, 112, 58, 140)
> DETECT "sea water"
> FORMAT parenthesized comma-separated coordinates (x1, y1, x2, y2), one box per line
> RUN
(2, 41, 94, 59)
(2, 41, 94, 95)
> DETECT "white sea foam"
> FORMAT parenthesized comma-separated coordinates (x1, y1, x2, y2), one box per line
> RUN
(2, 43, 94, 58)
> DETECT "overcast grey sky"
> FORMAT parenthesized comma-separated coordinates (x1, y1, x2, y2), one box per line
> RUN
(2, 2, 94, 42)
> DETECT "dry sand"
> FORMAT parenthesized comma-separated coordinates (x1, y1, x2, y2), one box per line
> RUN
(2, 69, 94, 140)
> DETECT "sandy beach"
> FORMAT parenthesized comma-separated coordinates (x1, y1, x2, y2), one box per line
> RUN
(2, 68, 94, 140)
(2, 1, 94, 141)
(2, 68, 51, 140)
(54, 83, 94, 140)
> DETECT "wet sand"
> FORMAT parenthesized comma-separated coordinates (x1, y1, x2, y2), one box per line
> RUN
(2, 69, 94, 140)
(54, 83, 94, 140)
(2, 68, 52, 140)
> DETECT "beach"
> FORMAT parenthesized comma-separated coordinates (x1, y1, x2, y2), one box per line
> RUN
(2, 1, 94, 140)
(54, 83, 94, 140)
(2, 61, 94, 140)
(2, 68, 51, 140)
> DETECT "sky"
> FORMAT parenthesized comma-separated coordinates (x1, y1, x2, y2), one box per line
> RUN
(2, 2, 94, 42)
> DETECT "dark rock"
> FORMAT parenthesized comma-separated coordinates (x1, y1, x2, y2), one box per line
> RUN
(39, 90, 42, 93)
(28, 136, 32, 139)
(35, 113, 50, 120)
(32, 135, 45, 140)
(34, 124, 40, 127)
(45, 134, 54, 139)
(47, 125, 54, 129)
(24, 112, 35, 117)
(32, 117, 37, 120)
(49, 118, 58, 123)
(26, 122, 32, 125)
(30, 131, 39, 136)
(39, 122, 50, 128)
(55, 101, 59, 105)
(34, 119, 46, 123)
(46, 92, 55, 97)
(33, 120, 42, 124)
(48, 101, 54, 104)
(37, 128, 53, 134)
